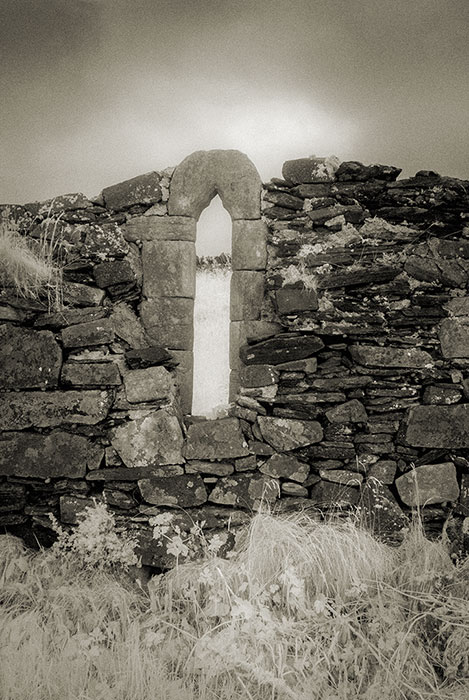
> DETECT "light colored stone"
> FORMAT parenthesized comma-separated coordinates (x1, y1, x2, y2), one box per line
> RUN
(140, 297, 194, 350)
(184, 418, 249, 460)
(395, 463, 460, 506)
(142, 240, 196, 298)
(168, 150, 262, 220)
(124, 366, 176, 403)
(260, 454, 309, 482)
(368, 460, 397, 484)
(349, 345, 433, 368)
(138, 475, 207, 507)
(230, 271, 264, 321)
(232, 220, 267, 270)
(0, 325, 62, 390)
(208, 473, 279, 508)
(0, 391, 111, 430)
(443, 297, 469, 316)
(123, 215, 196, 242)
(111, 410, 184, 467)
(439, 318, 469, 358)
(0, 432, 103, 478)
(281, 482, 308, 497)
(257, 416, 323, 451)
(319, 469, 363, 486)
(405, 405, 469, 448)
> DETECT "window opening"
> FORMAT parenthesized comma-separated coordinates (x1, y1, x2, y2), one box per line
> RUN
(192, 196, 232, 417)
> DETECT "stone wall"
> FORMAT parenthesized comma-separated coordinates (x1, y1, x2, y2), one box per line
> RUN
(1, 151, 468, 568)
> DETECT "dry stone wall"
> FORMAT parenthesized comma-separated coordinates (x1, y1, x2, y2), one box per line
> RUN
(1, 151, 469, 568)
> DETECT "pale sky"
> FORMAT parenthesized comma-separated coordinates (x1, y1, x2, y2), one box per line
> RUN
(1, 0, 468, 212)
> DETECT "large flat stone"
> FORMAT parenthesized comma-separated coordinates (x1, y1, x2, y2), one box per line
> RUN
(257, 416, 323, 451)
(92, 260, 137, 289)
(122, 215, 196, 242)
(282, 157, 339, 184)
(439, 318, 469, 358)
(240, 365, 278, 387)
(142, 240, 196, 298)
(168, 150, 262, 220)
(309, 481, 359, 507)
(138, 474, 207, 507)
(349, 345, 433, 368)
(34, 307, 108, 329)
(208, 473, 279, 508)
(0, 325, 62, 390)
(405, 405, 469, 447)
(61, 362, 121, 386)
(123, 366, 175, 403)
(110, 302, 149, 349)
(232, 220, 267, 270)
(101, 171, 163, 210)
(326, 400, 367, 423)
(395, 463, 460, 506)
(0, 431, 103, 478)
(230, 271, 264, 321)
(259, 454, 309, 482)
(62, 282, 106, 307)
(275, 287, 318, 314)
(61, 319, 114, 348)
(86, 465, 184, 481)
(111, 409, 184, 467)
(0, 391, 111, 429)
(139, 297, 194, 350)
(183, 418, 249, 460)
(240, 335, 324, 365)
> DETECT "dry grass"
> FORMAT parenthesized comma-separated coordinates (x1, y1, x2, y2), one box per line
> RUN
(0, 509, 468, 700)
(0, 209, 64, 310)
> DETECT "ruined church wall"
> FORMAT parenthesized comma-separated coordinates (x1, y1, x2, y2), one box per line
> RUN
(1, 152, 469, 567)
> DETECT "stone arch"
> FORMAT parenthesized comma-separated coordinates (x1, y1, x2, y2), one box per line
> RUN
(143, 149, 267, 413)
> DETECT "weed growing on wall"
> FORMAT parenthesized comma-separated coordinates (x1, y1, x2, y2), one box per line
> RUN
(0, 209, 64, 310)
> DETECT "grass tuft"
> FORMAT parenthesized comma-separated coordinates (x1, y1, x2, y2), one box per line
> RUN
(0, 509, 468, 700)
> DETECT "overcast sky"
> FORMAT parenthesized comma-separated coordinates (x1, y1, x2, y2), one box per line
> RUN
(1, 0, 468, 210)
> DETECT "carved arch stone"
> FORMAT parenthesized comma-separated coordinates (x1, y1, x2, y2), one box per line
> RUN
(141, 150, 267, 414)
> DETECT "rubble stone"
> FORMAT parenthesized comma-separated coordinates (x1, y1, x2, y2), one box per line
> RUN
(395, 463, 460, 506)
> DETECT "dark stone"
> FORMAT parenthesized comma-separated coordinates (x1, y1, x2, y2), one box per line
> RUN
(367, 460, 397, 484)
(125, 346, 174, 369)
(317, 265, 400, 290)
(34, 307, 108, 329)
(61, 362, 121, 386)
(436, 240, 469, 259)
(276, 287, 318, 314)
(62, 282, 106, 307)
(240, 365, 278, 387)
(0, 325, 62, 390)
(86, 465, 184, 481)
(185, 460, 234, 476)
(319, 469, 363, 486)
(0, 390, 112, 430)
(263, 191, 304, 210)
(335, 161, 401, 182)
(60, 495, 96, 524)
(138, 474, 207, 507)
(208, 473, 279, 508)
(0, 431, 103, 478)
(360, 480, 408, 542)
(102, 171, 163, 210)
(395, 463, 459, 506)
(282, 157, 338, 184)
(326, 400, 367, 423)
(93, 260, 137, 289)
(439, 318, 469, 358)
(307, 204, 365, 225)
(405, 405, 469, 448)
(61, 319, 114, 348)
(309, 481, 360, 507)
(183, 418, 249, 460)
(260, 454, 309, 482)
(0, 482, 26, 512)
(103, 489, 136, 510)
(422, 385, 462, 405)
(240, 335, 324, 365)
(300, 442, 356, 460)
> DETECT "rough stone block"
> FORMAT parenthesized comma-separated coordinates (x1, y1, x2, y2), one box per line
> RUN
(92, 260, 137, 289)
(111, 410, 184, 467)
(185, 461, 234, 476)
(232, 220, 267, 270)
(102, 171, 163, 210)
(61, 319, 114, 348)
(0, 431, 103, 478)
(0, 325, 62, 390)
(123, 366, 175, 403)
(349, 345, 433, 368)
(142, 240, 196, 298)
(443, 297, 469, 316)
(168, 150, 262, 220)
(309, 481, 359, 507)
(0, 482, 26, 512)
(61, 362, 121, 386)
(184, 418, 249, 460)
(138, 474, 207, 507)
(62, 282, 106, 307)
(0, 391, 111, 430)
(326, 399, 367, 423)
(60, 495, 97, 524)
(86, 465, 184, 481)
(208, 473, 279, 508)
(422, 385, 462, 405)
(360, 480, 408, 542)
(123, 215, 196, 242)
(319, 469, 363, 486)
(125, 346, 173, 369)
(35, 307, 108, 329)
(405, 405, 469, 448)
(368, 460, 397, 484)
(169, 350, 193, 414)
(439, 318, 469, 358)
(260, 454, 309, 482)
(275, 287, 318, 314)
(282, 156, 339, 184)
(240, 334, 324, 365)
(110, 302, 149, 349)
(140, 297, 194, 350)
(240, 364, 278, 388)
(395, 463, 460, 506)
(230, 271, 264, 321)
(257, 416, 323, 451)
